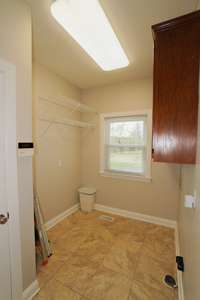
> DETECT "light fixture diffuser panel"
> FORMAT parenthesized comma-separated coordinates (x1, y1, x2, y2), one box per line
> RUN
(51, 0, 129, 71)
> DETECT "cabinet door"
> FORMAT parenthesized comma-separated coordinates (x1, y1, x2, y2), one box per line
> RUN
(152, 15, 200, 164)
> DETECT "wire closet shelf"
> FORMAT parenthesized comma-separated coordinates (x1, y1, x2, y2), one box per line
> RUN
(39, 96, 97, 129)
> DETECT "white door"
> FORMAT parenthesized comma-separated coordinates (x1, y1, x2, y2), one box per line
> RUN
(0, 60, 22, 300)
(0, 69, 11, 300)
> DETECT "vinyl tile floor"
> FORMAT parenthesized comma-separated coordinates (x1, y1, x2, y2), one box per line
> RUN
(34, 210, 178, 300)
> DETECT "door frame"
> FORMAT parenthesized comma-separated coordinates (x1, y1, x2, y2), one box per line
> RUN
(0, 59, 23, 299)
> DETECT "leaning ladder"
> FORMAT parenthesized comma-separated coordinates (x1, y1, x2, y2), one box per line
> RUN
(34, 192, 52, 264)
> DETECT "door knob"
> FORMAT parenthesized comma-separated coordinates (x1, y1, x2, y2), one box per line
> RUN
(0, 213, 9, 225)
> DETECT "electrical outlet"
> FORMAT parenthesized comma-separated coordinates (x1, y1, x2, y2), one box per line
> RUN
(58, 160, 62, 167)
(176, 256, 184, 272)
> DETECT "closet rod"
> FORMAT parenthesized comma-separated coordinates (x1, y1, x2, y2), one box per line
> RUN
(39, 117, 95, 128)
(39, 96, 97, 114)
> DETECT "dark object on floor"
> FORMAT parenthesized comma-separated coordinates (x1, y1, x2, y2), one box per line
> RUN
(176, 256, 184, 272)
(164, 275, 177, 288)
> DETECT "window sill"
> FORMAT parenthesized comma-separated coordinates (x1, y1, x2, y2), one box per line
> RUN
(99, 171, 152, 183)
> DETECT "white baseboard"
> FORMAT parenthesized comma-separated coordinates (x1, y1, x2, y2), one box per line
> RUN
(45, 204, 79, 231)
(95, 204, 177, 228)
(23, 280, 40, 300)
(175, 226, 184, 300)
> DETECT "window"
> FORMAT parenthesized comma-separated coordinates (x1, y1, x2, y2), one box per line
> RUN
(100, 111, 152, 181)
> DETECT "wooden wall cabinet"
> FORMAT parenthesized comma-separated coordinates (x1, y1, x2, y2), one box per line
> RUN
(152, 11, 200, 164)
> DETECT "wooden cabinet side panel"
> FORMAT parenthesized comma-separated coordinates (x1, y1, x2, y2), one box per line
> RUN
(153, 23, 200, 164)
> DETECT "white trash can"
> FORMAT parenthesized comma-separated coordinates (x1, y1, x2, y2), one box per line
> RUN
(78, 187, 96, 212)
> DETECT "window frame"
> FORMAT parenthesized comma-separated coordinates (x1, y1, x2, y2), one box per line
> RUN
(100, 110, 152, 182)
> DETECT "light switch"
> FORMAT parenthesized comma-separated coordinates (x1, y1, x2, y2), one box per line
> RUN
(184, 195, 196, 208)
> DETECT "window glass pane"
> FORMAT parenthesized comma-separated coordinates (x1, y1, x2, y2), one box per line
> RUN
(106, 146, 145, 174)
(109, 119, 145, 146)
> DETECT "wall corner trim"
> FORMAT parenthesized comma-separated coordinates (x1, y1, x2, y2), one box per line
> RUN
(94, 204, 177, 228)
(175, 226, 185, 300)
(45, 204, 79, 231)
(23, 280, 40, 300)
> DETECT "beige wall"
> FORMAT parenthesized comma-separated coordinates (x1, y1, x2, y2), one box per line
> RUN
(81, 79, 180, 220)
(178, 75, 200, 299)
(33, 62, 81, 222)
(0, 0, 35, 291)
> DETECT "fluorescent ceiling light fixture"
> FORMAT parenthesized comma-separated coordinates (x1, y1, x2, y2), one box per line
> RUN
(51, 0, 129, 71)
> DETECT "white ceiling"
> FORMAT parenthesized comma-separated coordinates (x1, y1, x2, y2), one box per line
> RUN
(28, 0, 198, 89)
